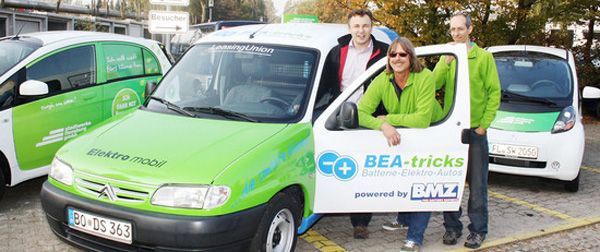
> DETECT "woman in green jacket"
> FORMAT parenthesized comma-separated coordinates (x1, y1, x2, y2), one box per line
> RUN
(357, 37, 437, 252)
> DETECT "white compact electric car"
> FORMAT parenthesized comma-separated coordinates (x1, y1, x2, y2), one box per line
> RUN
(487, 45, 600, 192)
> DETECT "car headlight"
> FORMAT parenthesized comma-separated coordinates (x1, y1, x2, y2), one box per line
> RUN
(49, 158, 73, 186)
(151, 185, 231, 209)
(552, 106, 576, 134)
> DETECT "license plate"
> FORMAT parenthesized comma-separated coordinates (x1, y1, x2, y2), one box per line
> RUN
(490, 143, 538, 159)
(68, 208, 132, 244)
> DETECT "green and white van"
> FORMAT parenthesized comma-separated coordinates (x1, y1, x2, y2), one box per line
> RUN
(40, 24, 473, 251)
(0, 31, 171, 200)
(488, 45, 600, 192)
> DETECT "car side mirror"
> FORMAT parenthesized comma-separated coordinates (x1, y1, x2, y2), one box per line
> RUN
(19, 80, 49, 96)
(339, 101, 359, 129)
(325, 101, 359, 130)
(582, 86, 600, 99)
(145, 81, 158, 100)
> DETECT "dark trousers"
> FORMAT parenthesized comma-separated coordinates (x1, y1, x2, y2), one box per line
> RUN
(443, 129, 489, 235)
(350, 213, 372, 227)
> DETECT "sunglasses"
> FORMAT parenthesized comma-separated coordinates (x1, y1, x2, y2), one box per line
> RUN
(389, 52, 409, 58)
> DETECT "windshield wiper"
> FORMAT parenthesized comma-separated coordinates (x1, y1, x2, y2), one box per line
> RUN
(149, 96, 195, 117)
(501, 90, 558, 106)
(183, 106, 258, 122)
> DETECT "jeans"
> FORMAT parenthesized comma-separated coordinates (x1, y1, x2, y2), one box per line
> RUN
(397, 212, 431, 245)
(443, 129, 489, 235)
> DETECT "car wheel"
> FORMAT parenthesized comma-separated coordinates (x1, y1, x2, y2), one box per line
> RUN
(251, 191, 301, 252)
(564, 171, 580, 192)
(0, 170, 5, 201)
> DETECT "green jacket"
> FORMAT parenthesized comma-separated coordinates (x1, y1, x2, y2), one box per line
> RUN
(358, 69, 435, 130)
(432, 43, 501, 129)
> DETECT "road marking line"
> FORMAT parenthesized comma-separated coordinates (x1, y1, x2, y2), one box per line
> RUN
(300, 230, 346, 252)
(581, 166, 600, 173)
(488, 190, 576, 221)
(448, 215, 600, 252)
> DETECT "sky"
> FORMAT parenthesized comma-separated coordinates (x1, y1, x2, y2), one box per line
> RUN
(273, 0, 288, 16)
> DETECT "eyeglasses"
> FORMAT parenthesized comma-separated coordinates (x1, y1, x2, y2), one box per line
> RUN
(389, 52, 409, 58)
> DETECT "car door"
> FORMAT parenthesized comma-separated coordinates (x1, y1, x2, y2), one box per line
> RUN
(12, 44, 102, 170)
(313, 44, 471, 213)
(98, 43, 164, 118)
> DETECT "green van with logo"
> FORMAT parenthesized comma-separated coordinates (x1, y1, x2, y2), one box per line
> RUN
(0, 31, 171, 200)
(40, 24, 473, 251)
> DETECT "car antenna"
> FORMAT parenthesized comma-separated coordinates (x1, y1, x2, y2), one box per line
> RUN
(249, 24, 268, 39)
(11, 25, 25, 40)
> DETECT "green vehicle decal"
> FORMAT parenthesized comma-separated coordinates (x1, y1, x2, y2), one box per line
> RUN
(13, 41, 164, 171)
(111, 88, 142, 116)
(52, 111, 316, 217)
(13, 88, 104, 170)
(490, 110, 560, 132)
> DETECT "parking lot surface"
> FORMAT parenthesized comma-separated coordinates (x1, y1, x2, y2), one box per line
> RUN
(1, 123, 600, 251)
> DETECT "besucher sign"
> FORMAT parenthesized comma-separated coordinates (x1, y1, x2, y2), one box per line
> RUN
(148, 10, 189, 34)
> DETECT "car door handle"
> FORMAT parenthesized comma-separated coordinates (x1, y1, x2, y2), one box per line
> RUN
(82, 93, 97, 100)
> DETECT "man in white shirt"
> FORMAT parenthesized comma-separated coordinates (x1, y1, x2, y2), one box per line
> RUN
(318, 9, 390, 239)
(316, 9, 389, 119)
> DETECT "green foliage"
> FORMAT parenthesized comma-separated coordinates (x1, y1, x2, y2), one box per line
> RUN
(212, 0, 266, 21)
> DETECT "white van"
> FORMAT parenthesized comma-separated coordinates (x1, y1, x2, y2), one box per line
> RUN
(487, 45, 600, 191)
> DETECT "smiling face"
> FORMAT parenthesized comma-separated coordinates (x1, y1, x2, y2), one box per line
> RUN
(348, 14, 373, 48)
(449, 15, 473, 44)
(388, 44, 411, 74)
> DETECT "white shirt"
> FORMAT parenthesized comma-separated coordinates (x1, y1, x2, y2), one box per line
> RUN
(342, 39, 373, 103)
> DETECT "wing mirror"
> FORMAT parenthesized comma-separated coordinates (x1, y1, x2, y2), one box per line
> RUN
(325, 101, 359, 130)
(583, 86, 600, 99)
(19, 80, 49, 96)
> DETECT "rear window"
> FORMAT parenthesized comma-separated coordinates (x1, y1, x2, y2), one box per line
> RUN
(104, 44, 144, 81)
(494, 51, 573, 100)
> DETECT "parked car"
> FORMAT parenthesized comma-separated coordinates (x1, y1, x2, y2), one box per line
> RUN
(170, 20, 265, 60)
(40, 24, 473, 251)
(0, 31, 172, 200)
(487, 45, 600, 192)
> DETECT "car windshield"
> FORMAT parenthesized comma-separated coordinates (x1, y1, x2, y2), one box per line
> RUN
(494, 51, 573, 102)
(149, 43, 318, 122)
(0, 38, 41, 76)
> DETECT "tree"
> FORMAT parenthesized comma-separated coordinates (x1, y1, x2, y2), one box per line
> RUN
(263, 0, 278, 23)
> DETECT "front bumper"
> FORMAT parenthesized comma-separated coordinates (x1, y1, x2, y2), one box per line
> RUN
(40, 181, 266, 252)
(488, 124, 584, 181)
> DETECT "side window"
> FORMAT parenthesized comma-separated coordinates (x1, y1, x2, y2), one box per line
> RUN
(27, 45, 96, 94)
(103, 44, 144, 81)
(143, 49, 161, 75)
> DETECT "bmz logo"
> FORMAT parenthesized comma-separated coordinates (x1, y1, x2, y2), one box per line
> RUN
(410, 183, 459, 202)
(317, 151, 358, 181)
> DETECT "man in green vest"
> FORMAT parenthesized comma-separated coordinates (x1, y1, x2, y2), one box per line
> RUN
(432, 12, 501, 249)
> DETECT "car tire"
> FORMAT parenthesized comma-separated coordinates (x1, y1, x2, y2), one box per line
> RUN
(250, 191, 301, 252)
(0, 170, 5, 201)
(564, 171, 580, 192)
